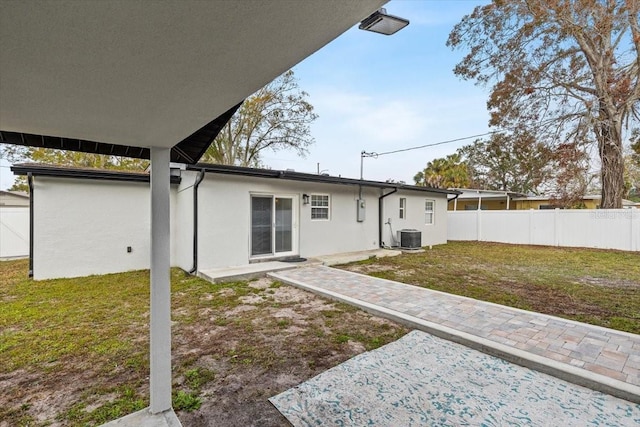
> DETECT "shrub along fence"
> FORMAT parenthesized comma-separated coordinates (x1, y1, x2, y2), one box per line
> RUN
(447, 209, 639, 252)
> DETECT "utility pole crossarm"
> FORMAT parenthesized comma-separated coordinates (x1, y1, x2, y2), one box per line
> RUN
(360, 150, 378, 180)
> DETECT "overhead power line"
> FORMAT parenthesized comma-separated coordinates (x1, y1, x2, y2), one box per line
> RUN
(359, 130, 501, 179)
(365, 115, 571, 158)
(364, 130, 500, 158)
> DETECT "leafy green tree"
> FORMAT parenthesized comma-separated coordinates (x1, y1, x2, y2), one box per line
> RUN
(460, 132, 553, 194)
(0, 145, 149, 192)
(448, 0, 640, 208)
(1, 145, 149, 170)
(414, 153, 472, 189)
(202, 70, 317, 167)
(8, 179, 29, 192)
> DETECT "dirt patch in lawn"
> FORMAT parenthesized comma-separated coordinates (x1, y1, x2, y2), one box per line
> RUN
(343, 263, 399, 275)
(487, 279, 614, 319)
(1, 261, 407, 426)
(575, 276, 640, 289)
(174, 283, 406, 426)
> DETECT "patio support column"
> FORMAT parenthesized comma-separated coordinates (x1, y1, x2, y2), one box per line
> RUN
(149, 146, 172, 414)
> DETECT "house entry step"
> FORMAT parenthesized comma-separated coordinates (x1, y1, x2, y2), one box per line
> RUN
(197, 261, 300, 283)
(197, 249, 402, 284)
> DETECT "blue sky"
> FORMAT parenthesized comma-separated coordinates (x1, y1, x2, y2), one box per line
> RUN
(264, 0, 491, 182)
(0, 0, 490, 189)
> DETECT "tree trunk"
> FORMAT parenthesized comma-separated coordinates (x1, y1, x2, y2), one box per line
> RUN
(599, 120, 624, 209)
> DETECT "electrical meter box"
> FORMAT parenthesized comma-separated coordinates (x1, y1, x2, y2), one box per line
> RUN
(357, 199, 366, 222)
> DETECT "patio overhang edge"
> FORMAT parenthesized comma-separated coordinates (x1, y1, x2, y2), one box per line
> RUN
(0, 102, 241, 165)
(11, 163, 182, 184)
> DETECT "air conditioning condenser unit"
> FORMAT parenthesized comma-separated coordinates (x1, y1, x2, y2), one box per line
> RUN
(397, 229, 421, 250)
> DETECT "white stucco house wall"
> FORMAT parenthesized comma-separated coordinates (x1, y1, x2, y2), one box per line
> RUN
(12, 163, 458, 280)
(0, 190, 30, 259)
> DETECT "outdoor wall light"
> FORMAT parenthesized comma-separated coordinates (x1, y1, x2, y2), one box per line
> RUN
(359, 8, 409, 35)
(303, 194, 310, 205)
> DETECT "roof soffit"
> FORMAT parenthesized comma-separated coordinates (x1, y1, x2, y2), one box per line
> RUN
(0, 1, 386, 150)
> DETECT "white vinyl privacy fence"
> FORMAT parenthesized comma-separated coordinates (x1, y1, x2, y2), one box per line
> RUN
(448, 209, 639, 252)
(0, 207, 29, 259)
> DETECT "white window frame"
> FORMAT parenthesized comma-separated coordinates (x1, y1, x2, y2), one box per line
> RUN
(399, 197, 406, 219)
(425, 199, 435, 225)
(310, 194, 330, 221)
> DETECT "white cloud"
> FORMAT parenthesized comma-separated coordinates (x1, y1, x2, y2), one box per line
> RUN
(0, 158, 15, 190)
(310, 88, 432, 149)
(350, 101, 429, 145)
(262, 87, 491, 184)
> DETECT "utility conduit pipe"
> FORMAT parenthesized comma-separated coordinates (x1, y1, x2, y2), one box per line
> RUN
(378, 188, 398, 248)
(189, 169, 206, 274)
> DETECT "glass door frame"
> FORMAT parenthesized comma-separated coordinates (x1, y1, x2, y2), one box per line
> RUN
(249, 193, 298, 259)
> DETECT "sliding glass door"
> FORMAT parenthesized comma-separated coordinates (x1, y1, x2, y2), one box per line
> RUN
(251, 195, 297, 257)
(251, 196, 273, 256)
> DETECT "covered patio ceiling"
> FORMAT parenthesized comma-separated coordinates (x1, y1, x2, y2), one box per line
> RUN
(0, 0, 386, 160)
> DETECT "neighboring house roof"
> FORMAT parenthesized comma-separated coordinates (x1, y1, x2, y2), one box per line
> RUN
(510, 194, 602, 201)
(11, 163, 182, 184)
(0, 190, 30, 206)
(449, 190, 629, 205)
(189, 163, 461, 196)
(448, 188, 527, 200)
(448, 191, 639, 208)
(0, 190, 28, 199)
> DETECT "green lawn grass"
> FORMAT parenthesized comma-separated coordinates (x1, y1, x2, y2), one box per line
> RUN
(1, 261, 146, 371)
(3, 242, 636, 425)
(0, 259, 406, 426)
(341, 242, 640, 334)
(0, 261, 238, 425)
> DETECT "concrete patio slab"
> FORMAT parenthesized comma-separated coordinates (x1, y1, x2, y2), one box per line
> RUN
(196, 249, 401, 283)
(100, 408, 181, 427)
(198, 261, 297, 283)
(270, 266, 640, 404)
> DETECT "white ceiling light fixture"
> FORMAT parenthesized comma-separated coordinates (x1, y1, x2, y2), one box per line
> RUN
(359, 8, 409, 35)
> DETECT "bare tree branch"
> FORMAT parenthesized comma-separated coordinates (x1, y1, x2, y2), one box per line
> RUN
(448, 0, 639, 208)
(201, 70, 317, 167)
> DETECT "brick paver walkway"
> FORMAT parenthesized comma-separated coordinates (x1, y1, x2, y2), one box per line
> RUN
(270, 266, 640, 394)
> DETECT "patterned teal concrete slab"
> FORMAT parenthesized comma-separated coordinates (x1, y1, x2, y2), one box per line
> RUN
(270, 331, 640, 426)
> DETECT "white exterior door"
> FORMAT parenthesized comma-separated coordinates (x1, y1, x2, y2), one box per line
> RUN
(250, 194, 298, 258)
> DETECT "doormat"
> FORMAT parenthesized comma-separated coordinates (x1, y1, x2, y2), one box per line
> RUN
(269, 330, 639, 426)
(282, 257, 307, 263)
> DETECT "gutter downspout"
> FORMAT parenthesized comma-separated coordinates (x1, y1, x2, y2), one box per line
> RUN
(28, 172, 34, 278)
(448, 193, 460, 208)
(378, 188, 398, 248)
(188, 169, 206, 274)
